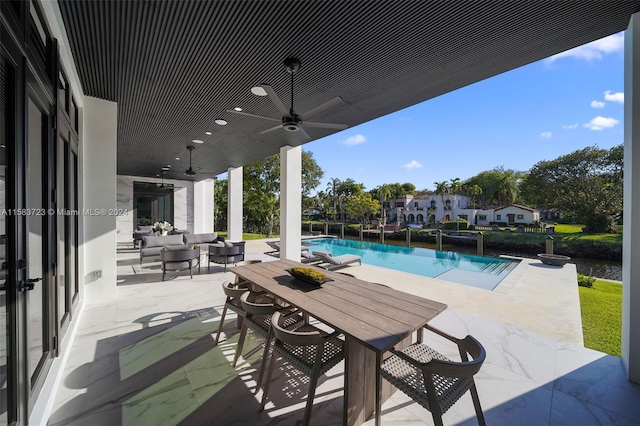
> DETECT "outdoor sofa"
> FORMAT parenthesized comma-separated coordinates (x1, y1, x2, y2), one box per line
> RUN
(140, 232, 225, 264)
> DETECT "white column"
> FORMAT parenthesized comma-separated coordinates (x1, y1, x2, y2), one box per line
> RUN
(623, 12, 640, 384)
(193, 179, 214, 233)
(83, 97, 117, 303)
(279, 145, 302, 261)
(227, 167, 243, 241)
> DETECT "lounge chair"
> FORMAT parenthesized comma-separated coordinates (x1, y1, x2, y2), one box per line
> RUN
(265, 241, 310, 256)
(300, 251, 322, 264)
(311, 251, 361, 271)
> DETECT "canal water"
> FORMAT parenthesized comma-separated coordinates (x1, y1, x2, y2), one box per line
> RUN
(348, 235, 622, 281)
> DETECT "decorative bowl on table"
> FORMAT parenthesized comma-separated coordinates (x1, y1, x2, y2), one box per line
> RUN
(537, 253, 571, 266)
(286, 267, 334, 286)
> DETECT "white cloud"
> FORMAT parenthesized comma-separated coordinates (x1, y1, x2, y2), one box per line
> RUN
(590, 100, 605, 108)
(546, 33, 623, 63)
(340, 134, 367, 146)
(402, 160, 422, 170)
(604, 90, 624, 103)
(583, 116, 620, 131)
(540, 132, 553, 139)
(563, 123, 578, 130)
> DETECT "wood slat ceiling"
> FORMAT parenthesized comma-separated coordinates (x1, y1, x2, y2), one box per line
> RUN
(58, 0, 640, 180)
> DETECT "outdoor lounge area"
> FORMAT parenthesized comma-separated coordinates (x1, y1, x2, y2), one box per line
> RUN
(46, 242, 640, 425)
(5, 2, 640, 424)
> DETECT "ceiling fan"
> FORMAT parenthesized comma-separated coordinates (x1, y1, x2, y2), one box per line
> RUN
(227, 57, 348, 139)
(182, 146, 217, 177)
(155, 168, 172, 188)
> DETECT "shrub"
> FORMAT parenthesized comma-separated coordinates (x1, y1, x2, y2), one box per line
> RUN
(577, 273, 595, 288)
(442, 219, 469, 230)
(582, 214, 618, 234)
(490, 221, 508, 227)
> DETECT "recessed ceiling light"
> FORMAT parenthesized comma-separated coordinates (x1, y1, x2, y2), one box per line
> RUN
(176, 157, 180, 160)
(161, 167, 169, 171)
(214, 118, 227, 126)
(205, 131, 212, 135)
(251, 86, 268, 96)
(192, 139, 204, 144)
(233, 107, 243, 112)
(166, 164, 171, 167)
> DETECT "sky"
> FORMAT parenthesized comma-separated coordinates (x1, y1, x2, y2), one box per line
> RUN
(304, 32, 625, 194)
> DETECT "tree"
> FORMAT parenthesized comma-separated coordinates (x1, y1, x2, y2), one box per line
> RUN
(519, 145, 623, 233)
(464, 167, 523, 206)
(434, 181, 450, 220)
(374, 184, 392, 224)
(241, 150, 324, 236)
(325, 178, 342, 221)
(344, 193, 380, 224)
(467, 184, 483, 208)
(214, 177, 228, 230)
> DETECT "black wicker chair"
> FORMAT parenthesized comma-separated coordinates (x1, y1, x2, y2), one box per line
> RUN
(379, 324, 486, 426)
(260, 310, 345, 426)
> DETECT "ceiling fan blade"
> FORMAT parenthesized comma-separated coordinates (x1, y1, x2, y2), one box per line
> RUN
(297, 127, 311, 140)
(258, 124, 283, 135)
(261, 84, 290, 116)
(299, 96, 345, 120)
(303, 121, 349, 130)
(226, 110, 280, 122)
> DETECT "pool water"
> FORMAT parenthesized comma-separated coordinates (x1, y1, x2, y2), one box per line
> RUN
(303, 237, 519, 290)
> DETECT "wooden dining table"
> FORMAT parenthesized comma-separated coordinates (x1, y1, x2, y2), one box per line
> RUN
(231, 259, 448, 425)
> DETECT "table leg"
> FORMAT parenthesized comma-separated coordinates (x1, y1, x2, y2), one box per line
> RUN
(344, 335, 413, 425)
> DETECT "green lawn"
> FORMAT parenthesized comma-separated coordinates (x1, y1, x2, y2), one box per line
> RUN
(579, 279, 622, 357)
(554, 224, 584, 234)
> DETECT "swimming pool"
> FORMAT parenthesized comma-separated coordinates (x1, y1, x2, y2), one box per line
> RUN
(303, 237, 519, 290)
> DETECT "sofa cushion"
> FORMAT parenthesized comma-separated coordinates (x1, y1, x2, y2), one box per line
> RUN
(163, 244, 193, 251)
(142, 234, 184, 248)
(183, 232, 219, 245)
(224, 241, 234, 247)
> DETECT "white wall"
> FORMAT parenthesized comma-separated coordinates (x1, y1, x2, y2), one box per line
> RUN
(83, 97, 117, 303)
(227, 167, 243, 241)
(280, 145, 302, 260)
(494, 206, 536, 224)
(116, 176, 194, 243)
(623, 11, 640, 383)
(193, 179, 214, 233)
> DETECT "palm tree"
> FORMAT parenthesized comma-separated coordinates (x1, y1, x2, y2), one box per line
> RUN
(377, 184, 392, 226)
(433, 181, 450, 222)
(468, 184, 483, 209)
(326, 178, 342, 221)
(449, 177, 463, 229)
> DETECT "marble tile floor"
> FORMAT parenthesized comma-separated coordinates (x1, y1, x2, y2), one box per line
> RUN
(48, 247, 640, 425)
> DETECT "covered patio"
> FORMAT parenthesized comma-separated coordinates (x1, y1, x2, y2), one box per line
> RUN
(3, 1, 640, 424)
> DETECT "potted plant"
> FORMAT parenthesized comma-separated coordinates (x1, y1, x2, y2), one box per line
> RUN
(153, 221, 172, 236)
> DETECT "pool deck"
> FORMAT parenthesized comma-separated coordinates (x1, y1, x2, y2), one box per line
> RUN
(46, 239, 640, 426)
(249, 238, 583, 346)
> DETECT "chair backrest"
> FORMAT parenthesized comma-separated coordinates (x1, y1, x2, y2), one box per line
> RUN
(421, 335, 486, 379)
(311, 251, 337, 265)
(240, 291, 277, 315)
(160, 247, 197, 262)
(266, 241, 280, 250)
(210, 244, 242, 256)
(222, 281, 248, 298)
(271, 311, 324, 346)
